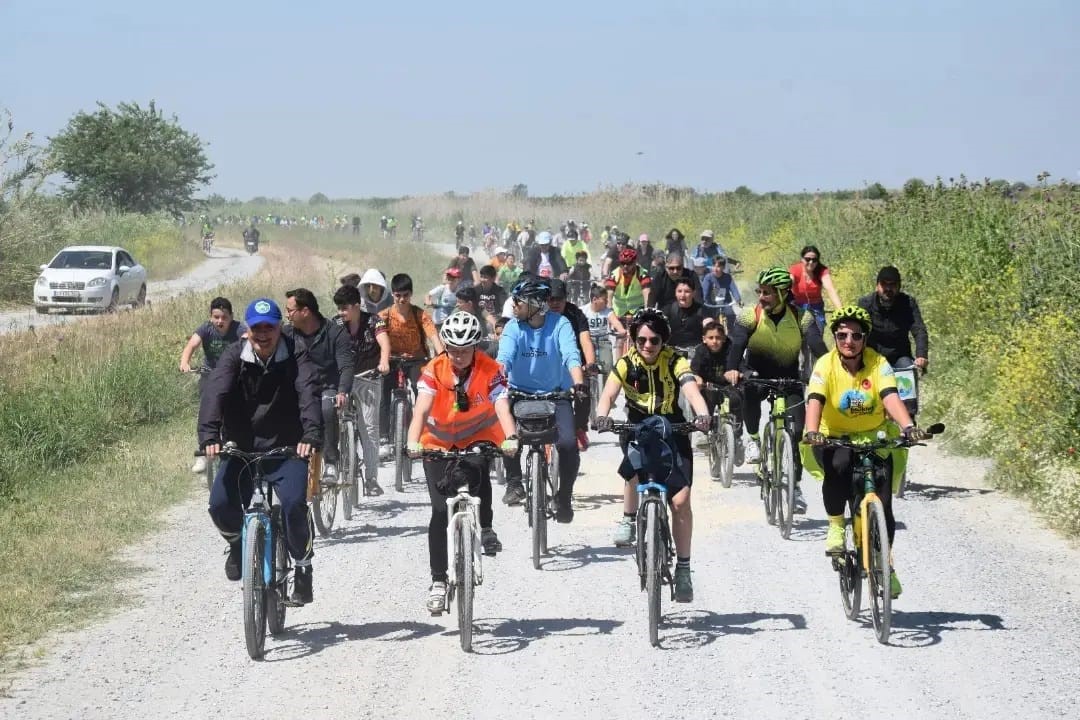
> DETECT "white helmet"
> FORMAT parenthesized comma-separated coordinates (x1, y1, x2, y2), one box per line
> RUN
(439, 311, 483, 348)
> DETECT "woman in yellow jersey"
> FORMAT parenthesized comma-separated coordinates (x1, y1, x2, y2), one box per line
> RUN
(406, 311, 519, 614)
(801, 306, 927, 599)
(594, 308, 711, 603)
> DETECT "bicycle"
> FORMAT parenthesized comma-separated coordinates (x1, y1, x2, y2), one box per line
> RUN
(218, 443, 302, 660)
(702, 382, 740, 487)
(351, 368, 383, 499)
(891, 362, 924, 498)
(818, 423, 944, 644)
(311, 389, 363, 536)
(184, 367, 217, 490)
(742, 375, 805, 539)
(587, 334, 615, 425)
(420, 443, 503, 652)
(511, 389, 574, 570)
(388, 356, 423, 492)
(595, 418, 696, 647)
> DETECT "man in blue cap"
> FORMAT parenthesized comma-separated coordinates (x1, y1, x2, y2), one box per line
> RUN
(199, 298, 323, 604)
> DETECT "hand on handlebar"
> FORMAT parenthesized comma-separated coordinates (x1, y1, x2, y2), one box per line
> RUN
(803, 431, 826, 446)
(335, 393, 347, 409)
(724, 370, 742, 385)
(296, 442, 315, 459)
(204, 442, 220, 459)
(594, 415, 614, 433)
(902, 425, 931, 442)
(573, 383, 590, 401)
(500, 438, 519, 456)
(693, 414, 712, 432)
(407, 441, 424, 459)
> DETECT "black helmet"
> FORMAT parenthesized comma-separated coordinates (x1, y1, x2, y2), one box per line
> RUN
(511, 277, 552, 304)
(628, 307, 671, 344)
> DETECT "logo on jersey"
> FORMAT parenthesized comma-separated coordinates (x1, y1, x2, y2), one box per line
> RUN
(839, 390, 873, 416)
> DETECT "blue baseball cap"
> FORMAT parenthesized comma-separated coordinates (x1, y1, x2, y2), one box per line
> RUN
(245, 298, 282, 326)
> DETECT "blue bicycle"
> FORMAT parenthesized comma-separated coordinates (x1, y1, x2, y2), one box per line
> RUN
(220, 443, 302, 660)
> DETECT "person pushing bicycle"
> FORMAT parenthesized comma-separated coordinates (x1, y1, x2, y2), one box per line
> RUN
(199, 298, 322, 605)
(594, 308, 711, 603)
(406, 312, 518, 614)
(800, 305, 928, 599)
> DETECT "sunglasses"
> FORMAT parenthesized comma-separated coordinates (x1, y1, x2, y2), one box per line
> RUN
(834, 331, 865, 342)
(635, 336, 662, 347)
(803, 256, 819, 263)
(454, 385, 471, 412)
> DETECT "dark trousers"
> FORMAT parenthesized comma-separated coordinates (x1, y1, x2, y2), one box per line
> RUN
(208, 456, 314, 562)
(506, 398, 580, 501)
(817, 446, 897, 544)
(424, 456, 493, 581)
(702, 384, 744, 430)
(743, 384, 805, 481)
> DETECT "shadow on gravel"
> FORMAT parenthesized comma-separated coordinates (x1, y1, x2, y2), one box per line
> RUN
(658, 609, 807, 650)
(263, 620, 446, 661)
(788, 517, 829, 542)
(357, 498, 428, 522)
(538, 543, 634, 571)
(469, 616, 624, 655)
(316, 524, 426, 548)
(884, 610, 1006, 648)
(900, 483, 995, 502)
(572, 493, 623, 511)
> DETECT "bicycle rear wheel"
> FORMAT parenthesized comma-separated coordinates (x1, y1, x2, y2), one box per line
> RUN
(311, 468, 338, 537)
(242, 517, 268, 659)
(492, 455, 505, 485)
(840, 505, 862, 620)
(776, 429, 796, 539)
(645, 501, 661, 647)
(456, 519, 474, 652)
(868, 499, 892, 644)
(267, 508, 288, 635)
(760, 422, 776, 524)
(393, 400, 407, 492)
(530, 454, 545, 570)
(205, 456, 216, 492)
(341, 418, 356, 520)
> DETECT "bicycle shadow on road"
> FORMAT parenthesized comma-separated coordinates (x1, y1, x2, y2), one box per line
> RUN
(469, 616, 624, 655)
(262, 619, 446, 661)
(657, 609, 808, 650)
(356, 497, 429, 522)
(538, 542, 634, 571)
(877, 610, 1006, 648)
(900, 483, 995, 502)
(315, 523, 426, 548)
(571, 493, 623, 512)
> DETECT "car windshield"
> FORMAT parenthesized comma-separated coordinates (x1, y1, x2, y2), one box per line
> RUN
(49, 251, 114, 271)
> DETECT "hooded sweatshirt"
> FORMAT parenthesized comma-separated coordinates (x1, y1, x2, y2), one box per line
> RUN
(359, 268, 391, 314)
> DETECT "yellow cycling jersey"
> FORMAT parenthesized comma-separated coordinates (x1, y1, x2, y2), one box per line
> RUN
(807, 347, 898, 436)
(611, 346, 694, 418)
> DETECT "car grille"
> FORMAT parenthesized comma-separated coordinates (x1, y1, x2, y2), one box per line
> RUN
(52, 296, 81, 303)
(50, 281, 86, 290)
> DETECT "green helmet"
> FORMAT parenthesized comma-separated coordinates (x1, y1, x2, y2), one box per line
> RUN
(756, 266, 793, 291)
(829, 305, 873, 334)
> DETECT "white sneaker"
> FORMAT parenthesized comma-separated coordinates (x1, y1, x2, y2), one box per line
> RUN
(427, 581, 448, 615)
(191, 456, 207, 474)
(744, 437, 761, 464)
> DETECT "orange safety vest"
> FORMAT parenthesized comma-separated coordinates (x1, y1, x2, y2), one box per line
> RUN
(419, 353, 507, 450)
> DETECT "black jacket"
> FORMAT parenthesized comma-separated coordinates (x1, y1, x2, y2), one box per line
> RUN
(649, 267, 702, 308)
(664, 301, 708, 349)
(198, 336, 323, 451)
(285, 314, 356, 394)
(524, 245, 568, 278)
(857, 292, 929, 364)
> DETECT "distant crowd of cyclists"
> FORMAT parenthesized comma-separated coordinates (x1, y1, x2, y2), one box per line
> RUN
(180, 216, 931, 612)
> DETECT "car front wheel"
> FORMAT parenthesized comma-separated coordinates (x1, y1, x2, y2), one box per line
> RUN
(134, 285, 146, 308)
(106, 288, 120, 314)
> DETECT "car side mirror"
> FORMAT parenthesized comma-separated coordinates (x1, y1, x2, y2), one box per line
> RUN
(39, 264, 48, 271)
(118, 265, 131, 275)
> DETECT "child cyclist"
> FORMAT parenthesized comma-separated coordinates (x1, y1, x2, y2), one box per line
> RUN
(593, 308, 711, 602)
(690, 320, 744, 457)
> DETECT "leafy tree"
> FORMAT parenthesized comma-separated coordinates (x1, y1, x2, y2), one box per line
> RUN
(49, 101, 213, 215)
(510, 183, 528, 198)
(733, 185, 754, 197)
(309, 192, 330, 205)
(903, 178, 927, 197)
(865, 182, 888, 200)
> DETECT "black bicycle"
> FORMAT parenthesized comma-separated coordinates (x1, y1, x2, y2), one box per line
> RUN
(819, 423, 944, 644)
(511, 389, 574, 570)
(595, 418, 696, 647)
(388, 356, 423, 492)
(742, 376, 805, 539)
(218, 443, 302, 660)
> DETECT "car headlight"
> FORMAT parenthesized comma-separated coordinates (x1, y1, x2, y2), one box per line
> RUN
(87, 277, 109, 288)
(36, 275, 47, 285)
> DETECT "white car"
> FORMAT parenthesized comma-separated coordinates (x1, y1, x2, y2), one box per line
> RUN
(34, 245, 148, 314)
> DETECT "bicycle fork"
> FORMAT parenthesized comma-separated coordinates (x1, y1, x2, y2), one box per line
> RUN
(446, 493, 484, 589)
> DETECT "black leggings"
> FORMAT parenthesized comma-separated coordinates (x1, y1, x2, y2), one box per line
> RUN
(743, 384, 805, 481)
(424, 456, 493, 582)
(816, 447, 896, 544)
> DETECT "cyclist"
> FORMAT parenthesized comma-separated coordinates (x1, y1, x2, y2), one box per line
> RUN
(333, 284, 390, 496)
(455, 220, 466, 245)
(447, 246, 479, 287)
(475, 265, 508, 319)
(359, 268, 391, 314)
(693, 230, 723, 264)
(496, 252, 521, 293)
(691, 321, 744, 453)
(663, 227, 688, 262)
(857, 265, 929, 410)
(200, 298, 321, 604)
(700, 255, 742, 329)
(789, 245, 842, 331)
(583, 284, 627, 369)
(801, 306, 926, 599)
(407, 311, 518, 613)
(605, 247, 651, 321)
(724, 267, 826, 513)
(561, 227, 591, 269)
(649, 252, 702, 309)
(242, 223, 260, 251)
(600, 232, 629, 279)
(548, 279, 597, 451)
(426, 267, 463, 327)
(179, 297, 247, 473)
(284, 288, 356, 480)
(497, 277, 587, 522)
(662, 277, 708, 357)
(636, 233, 655, 270)
(523, 231, 568, 279)
(593, 308, 711, 602)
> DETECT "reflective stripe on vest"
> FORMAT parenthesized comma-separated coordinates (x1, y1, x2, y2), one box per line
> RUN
(612, 268, 645, 316)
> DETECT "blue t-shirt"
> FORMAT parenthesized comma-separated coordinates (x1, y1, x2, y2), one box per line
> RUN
(195, 320, 247, 368)
(497, 312, 582, 392)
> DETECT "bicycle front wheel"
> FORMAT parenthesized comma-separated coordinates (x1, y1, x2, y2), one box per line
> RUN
(311, 469, 338, 537)
(267, 508, 288, 635)
(840, 504, 862, 620)
(645, 501, 661, 647)
(760, 423, 776, 524)
(868, 498, 892, 644)
(776, 429, 796, 539)
(242, 517, 268, 659)
(530, 453, 546, 570)
(341, 419, 356, 520)
(205, 456, 216, 492)
(720, 422, 735, 488)
(393, 401, 407, 492)
(456, 519, 474, 652)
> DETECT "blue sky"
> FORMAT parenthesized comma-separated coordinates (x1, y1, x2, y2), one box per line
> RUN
(3, 0, 1077, 199)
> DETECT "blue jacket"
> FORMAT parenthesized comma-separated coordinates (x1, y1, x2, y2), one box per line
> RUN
(497, 311, 582, 392)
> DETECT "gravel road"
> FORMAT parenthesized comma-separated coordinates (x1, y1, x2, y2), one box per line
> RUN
(5, 426, 1079, 719)
(0, 248, 264, 336)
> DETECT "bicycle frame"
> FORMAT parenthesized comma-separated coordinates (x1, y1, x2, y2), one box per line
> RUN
(635, 482, 673, 590)
(446, 489, 484, 588)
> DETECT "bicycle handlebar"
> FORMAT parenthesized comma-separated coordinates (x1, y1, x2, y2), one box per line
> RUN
(218, 443, 297, 461)
(595, 421, 698, 435)
(741, 375, 805, 392)
(420, 443, 504, 460)
(813, 422, 945, 452)
(509, 389, 576, 401)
